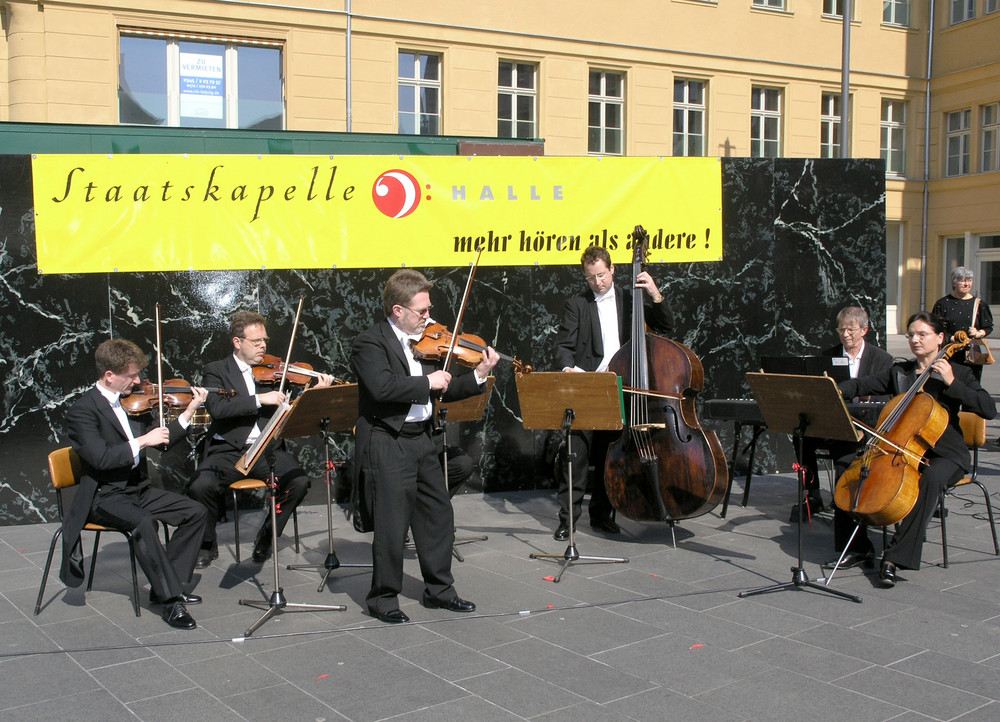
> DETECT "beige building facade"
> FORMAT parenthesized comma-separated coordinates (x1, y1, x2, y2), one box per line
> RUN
(1, 0, 998, 333)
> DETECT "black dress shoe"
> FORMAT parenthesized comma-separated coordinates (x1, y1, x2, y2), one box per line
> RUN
(879, 560, 897, 588)
(423, 596, 476, 613)
(150, 590, 203, 606)
(252, 525, 273, 563)
(553, 523, 570, 541)
(375, 609, 410, 624)
(590, 518, 621, 534)
(161, 601, 197, 629)
(821, 551, 875, 570)
(195, 546, 218, 569)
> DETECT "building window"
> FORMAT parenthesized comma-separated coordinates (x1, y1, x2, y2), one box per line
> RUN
(753, 0, 785, 9)
(989, 0, 999, 14)
(881, 99, 906, 176)
(498, 61, 536, 139)
(823, 0, 856, 18)
(946, 109, 972, 176)
(983, 103, 1000, 173)
(950, 0, 975, 24)
(883, 0, 910, 26)
(673, 79, 705, 157)
(588, 70, 624, 155)
(820, 93, 845, 158)
(750, 86, 782, 158)
(399, 51, 441, 135)
(118, 34, 283, 129)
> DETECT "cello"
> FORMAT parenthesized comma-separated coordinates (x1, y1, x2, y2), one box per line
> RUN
(603, 226, 728, 522)
(834, 331, 971, 528)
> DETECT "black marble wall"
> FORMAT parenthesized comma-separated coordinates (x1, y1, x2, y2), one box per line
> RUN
(0, 155, 886, 526)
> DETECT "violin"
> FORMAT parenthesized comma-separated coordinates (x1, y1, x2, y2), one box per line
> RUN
(410, 322, 529, 371)
(834, 331, 971, 527)
(121, 379, 236, 416)
(252, 354, 343, 386)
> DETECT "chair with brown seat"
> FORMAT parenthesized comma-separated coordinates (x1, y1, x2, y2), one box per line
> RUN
(228, 478, 299, 563)
(938, 411, 999, 568)
(34, 447, 142, 617)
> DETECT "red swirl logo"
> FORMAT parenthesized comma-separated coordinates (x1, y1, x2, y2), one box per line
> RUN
(372, 169, 422, 219)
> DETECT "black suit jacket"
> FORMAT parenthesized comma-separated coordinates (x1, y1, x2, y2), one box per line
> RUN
(555, 286, 674, 371)
(201, 355, 280, 453)
(61, 386, 186, 586)
(823, 342, 896, 400)
(350, 319, 486, 525)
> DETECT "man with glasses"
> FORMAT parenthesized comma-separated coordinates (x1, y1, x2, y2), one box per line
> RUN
(351, 269, 498, 623)
(187, 310, 335, 568)
(551, 246, 673, 541)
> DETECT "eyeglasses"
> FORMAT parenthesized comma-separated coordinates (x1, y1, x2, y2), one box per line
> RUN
(905, 331, 936, 340)
(584, 271, 609, 283)
(402, 304, 433, 316)
(837, 326, 864, 335)
(239, 336, 269, 347)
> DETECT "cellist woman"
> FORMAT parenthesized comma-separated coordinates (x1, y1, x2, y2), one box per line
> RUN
(830, 311, 996, 587)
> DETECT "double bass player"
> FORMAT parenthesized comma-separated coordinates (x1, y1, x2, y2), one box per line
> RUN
(551, 246, 674, 541)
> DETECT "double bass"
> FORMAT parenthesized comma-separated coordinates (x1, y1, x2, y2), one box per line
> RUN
(834, 331, 971, 527)
(603, 226, 728, 522)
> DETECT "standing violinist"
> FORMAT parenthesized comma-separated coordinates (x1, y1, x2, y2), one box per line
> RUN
(551, 245, 674, 541)
(832, 311, 996, 586)
(187, 311, 335, 568)
(63, 338, 210, 629)
(351, 269, 498, 623)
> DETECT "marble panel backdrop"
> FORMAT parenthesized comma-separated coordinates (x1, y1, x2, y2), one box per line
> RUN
(0, 154, 885, 526)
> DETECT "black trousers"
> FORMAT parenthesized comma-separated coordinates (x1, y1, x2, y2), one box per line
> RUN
(187, 441, 310, 547)
(89, 482, 208, 600)
(554, 429, 615, 525)
(834, 455, 963, 569)
(361, 425, 456, 615)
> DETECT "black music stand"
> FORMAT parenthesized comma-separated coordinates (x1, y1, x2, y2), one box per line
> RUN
(517, 371, 629, 582)
(435, 376, 495, 561)
(236, 388, 348, 637)
(283, 383, 372, 592)
(738, 372, 863, 603)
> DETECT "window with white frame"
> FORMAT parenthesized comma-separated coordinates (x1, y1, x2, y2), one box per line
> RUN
(950, 0, 975, 24)
(398, 51, 441, 135)
(946, 109, 972, 176)
(881, 99, 906, 175)
(988, 0, 999, 14)
(498, 61, 537, 139)
(118, 33, 283, 129)
(751, 86, 782, 158)
(883, 0, 910, 26)
(588, 70, 624, 155)
(944, 236, 965, 293)
(673, 79, 705, 157)
(823, 0, 856, 18)
(820, 93, 844, 158)
(983, 103, 999, 173)
(753, 0, 785, 9)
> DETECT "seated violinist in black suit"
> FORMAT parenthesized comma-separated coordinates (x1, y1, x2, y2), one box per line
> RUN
(187, 311, 335, 567)
(64, 339, 209, 629)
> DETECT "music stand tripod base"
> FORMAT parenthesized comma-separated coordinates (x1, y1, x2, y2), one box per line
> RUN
(738, 372, 863, 604)
(516, 372, 629, 583)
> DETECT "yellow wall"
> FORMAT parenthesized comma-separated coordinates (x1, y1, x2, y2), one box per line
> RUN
(1, 0, 998, 332)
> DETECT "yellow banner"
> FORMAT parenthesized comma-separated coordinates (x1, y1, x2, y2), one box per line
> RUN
(32, 154, 722, 273)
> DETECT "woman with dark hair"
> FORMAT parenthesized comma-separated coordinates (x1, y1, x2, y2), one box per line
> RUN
(830, 312, 995, 587)
(932, 266, 993, 382)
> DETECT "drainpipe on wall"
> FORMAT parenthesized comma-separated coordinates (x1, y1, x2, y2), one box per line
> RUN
(345, 0, 352, 132)
(920, 0, 936, 311)
(840, 0, 852, 159)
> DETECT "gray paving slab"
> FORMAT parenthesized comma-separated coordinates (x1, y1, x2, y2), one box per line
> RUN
(3, 350, 1000, 722)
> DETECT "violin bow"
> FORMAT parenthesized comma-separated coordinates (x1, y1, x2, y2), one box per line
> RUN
(154, 303, 165, 428)
(443, 245, 484, 372)
(278, 296, 306, 398)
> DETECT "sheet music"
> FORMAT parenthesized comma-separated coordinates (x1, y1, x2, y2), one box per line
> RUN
(236, 399, 292, 475)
